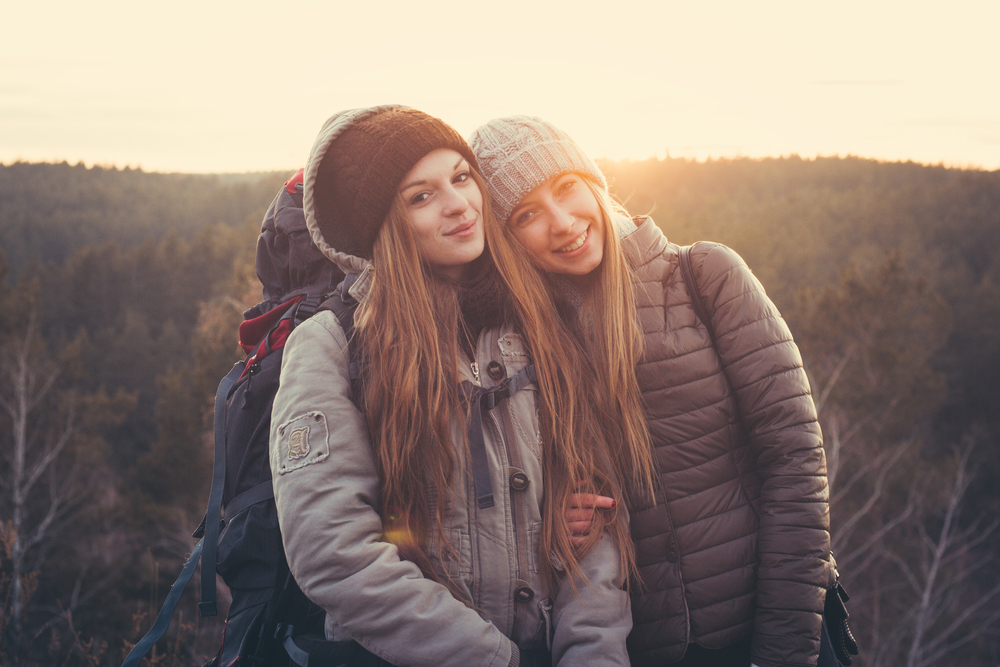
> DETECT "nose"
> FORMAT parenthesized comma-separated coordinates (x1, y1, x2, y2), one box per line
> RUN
(441, 185, 470, 216)
(547, 202, 575, 235)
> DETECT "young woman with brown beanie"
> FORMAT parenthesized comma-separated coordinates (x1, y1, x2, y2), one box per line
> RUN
(470, 117, 835, 667)
(269, 106, 653, 667)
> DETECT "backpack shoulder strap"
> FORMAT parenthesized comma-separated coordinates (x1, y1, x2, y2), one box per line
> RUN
(678, 243, 717, 347)
(293, 293, 323, 326)
(120, 538, 207, 667)
(199, 360, 248, 617)
(120, 358, 246, 667)
(318, 274, 363, 411)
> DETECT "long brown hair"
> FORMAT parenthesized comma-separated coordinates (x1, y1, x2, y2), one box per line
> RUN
(581, 178, 656, 504)
(357, 167, 653, 597)
(354, 189, 465, 581)
(486, 175, 655, 591)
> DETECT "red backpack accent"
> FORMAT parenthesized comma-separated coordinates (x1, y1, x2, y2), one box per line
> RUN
(285, 168, 305, 194)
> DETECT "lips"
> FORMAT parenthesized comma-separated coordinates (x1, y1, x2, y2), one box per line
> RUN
(554, 226, 590, 253)
(444, 218, 478, 236)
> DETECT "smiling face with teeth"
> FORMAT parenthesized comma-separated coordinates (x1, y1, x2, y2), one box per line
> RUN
(506, 172, 605, 280)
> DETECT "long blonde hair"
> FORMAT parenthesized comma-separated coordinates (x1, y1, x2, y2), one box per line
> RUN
(486, 175, 655, 590)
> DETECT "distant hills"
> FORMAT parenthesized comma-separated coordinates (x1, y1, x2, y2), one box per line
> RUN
(1, 156, 998, 665)
(0, 161, 290, 276)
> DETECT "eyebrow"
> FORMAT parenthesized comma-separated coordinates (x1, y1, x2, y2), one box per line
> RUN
(398, 157, 467, 193)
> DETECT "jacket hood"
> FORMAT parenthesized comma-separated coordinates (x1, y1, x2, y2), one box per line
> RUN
(247, 169, 345, 320)
(303, 104, 404, 303)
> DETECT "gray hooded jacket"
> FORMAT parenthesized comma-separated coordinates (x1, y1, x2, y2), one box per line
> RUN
(269, 107, 631, 667)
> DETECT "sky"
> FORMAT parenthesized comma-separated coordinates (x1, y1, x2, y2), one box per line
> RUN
(2, 0, 998, 174)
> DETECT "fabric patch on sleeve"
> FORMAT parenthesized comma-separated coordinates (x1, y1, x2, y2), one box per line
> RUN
(275, 411, 330, 474)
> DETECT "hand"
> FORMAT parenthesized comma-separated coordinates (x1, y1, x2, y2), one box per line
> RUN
(566, 493, 616, 548)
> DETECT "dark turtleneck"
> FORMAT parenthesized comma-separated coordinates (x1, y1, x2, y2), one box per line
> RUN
(456, 254, 513, 359)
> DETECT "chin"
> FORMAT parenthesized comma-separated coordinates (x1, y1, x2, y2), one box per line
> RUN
(569, 254, 602, 277)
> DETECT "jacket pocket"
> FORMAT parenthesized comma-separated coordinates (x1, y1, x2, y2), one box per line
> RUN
(429, 529, 471, 579)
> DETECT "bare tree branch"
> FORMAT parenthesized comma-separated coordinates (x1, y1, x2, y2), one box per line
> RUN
(20, 393, 75, 500)
(815, 346, 856, 414)
(833, 439, 912, 551)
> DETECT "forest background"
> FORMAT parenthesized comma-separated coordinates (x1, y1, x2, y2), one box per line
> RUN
(0, 155, 998, 667)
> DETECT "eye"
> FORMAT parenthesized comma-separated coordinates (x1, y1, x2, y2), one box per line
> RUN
(409, 192, 430, 206)
(557, 178, 577, 195)
(513, 210, 534, 227)
(453, 170, 471, 185)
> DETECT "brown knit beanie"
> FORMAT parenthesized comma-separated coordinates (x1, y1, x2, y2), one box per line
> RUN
(312, 107, 479, 261)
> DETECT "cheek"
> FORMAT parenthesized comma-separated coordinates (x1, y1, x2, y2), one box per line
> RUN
(408, 214, 436, 248)
(469, 189, 484, 212)
(511, 227, 547, 262)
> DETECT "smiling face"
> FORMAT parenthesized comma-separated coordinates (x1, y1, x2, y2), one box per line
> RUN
(507, 173, 605, 280)
(398, 148, 485, 280)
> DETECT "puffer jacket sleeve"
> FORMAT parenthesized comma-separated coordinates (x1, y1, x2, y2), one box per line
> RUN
(270, 311, 517, 667)
(690, 243, 830, 667)
(551, 534, 632, 666)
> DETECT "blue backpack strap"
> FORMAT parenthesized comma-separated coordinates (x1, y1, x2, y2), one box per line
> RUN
(282, 625, 313, 666)
(223, 481, 275, 523)
(459, 382, 497, 510)
(459, 364, 536, 510)
(200, 359, 249, 617)
(318, 274, 363, 410)
(294, 294, 324, 326)
(120, 360, 246, 665)
(120, 538, 207, 667)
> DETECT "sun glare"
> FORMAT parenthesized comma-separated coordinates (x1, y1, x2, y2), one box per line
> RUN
(1, 0, 997, 172)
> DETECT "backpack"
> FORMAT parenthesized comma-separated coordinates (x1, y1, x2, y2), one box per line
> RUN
(122, 172, 384, 667)
(122, 285, 380, 667)
(123, 173, 537, 667)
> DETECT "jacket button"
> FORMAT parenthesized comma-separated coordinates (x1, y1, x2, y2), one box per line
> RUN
(514, 586, 534, 603)
(666, 551, 678, 563)
(509, 469, 529, 491)
(487, 360, 506, 381)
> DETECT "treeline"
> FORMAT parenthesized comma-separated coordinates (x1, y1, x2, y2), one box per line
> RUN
(0, 158, 997, 666)
(606, 154, 1000, 435)
(0, 161, 286, 277)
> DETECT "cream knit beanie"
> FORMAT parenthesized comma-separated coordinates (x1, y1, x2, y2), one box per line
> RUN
(469, 116, 608, 223)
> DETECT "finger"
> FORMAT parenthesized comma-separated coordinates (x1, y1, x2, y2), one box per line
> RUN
(566, 509, 596, 522)
(568, 493, 616, 509)
(591, 495, 616, 510)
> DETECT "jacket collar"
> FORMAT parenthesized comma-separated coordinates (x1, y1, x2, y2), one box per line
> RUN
(621, 216, 669, 269)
